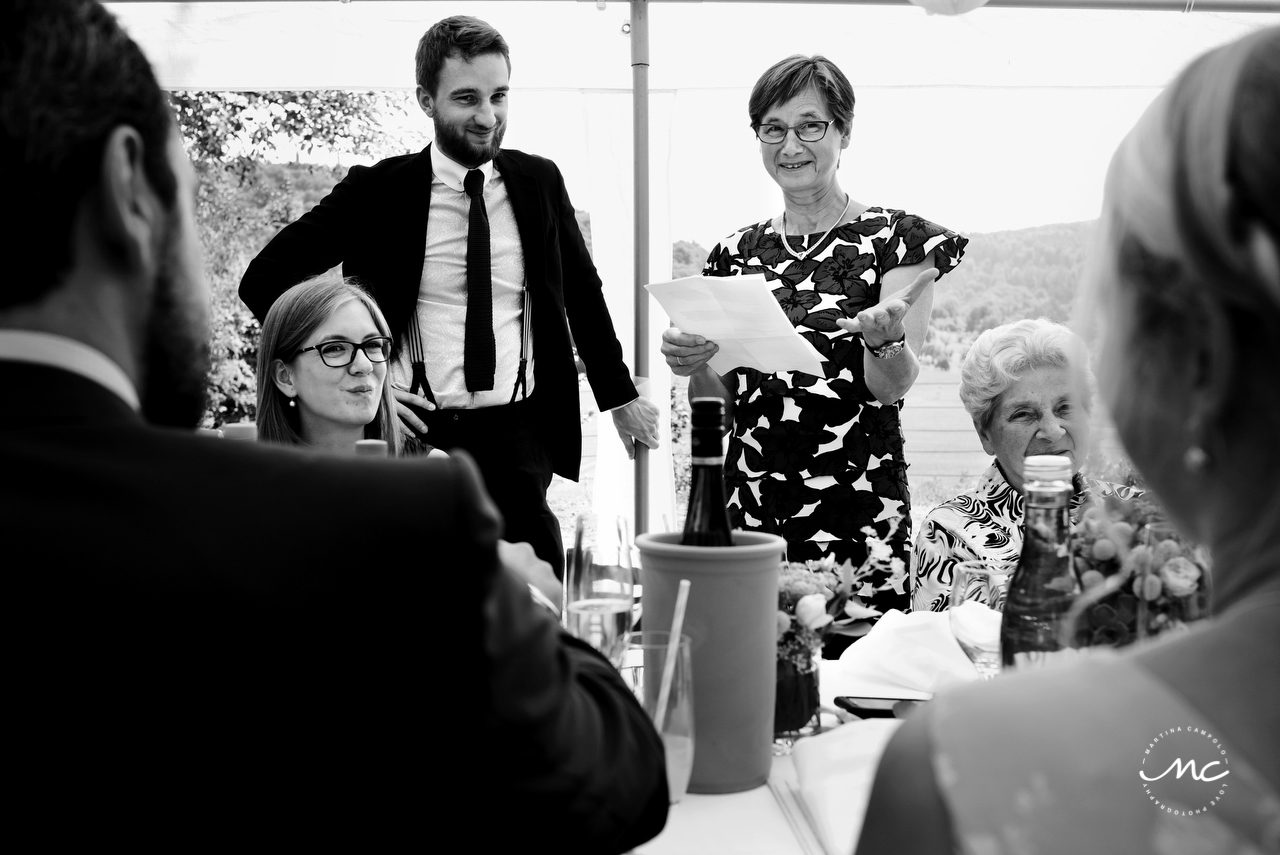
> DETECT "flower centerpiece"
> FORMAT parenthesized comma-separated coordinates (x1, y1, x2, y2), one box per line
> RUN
(1067, 493, 1210, 647)
(774, 518, 908, 733)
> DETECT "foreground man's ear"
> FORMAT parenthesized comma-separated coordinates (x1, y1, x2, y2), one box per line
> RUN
(94, 125, 164, 283)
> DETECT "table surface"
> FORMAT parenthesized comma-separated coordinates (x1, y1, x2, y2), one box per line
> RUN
(634, 753, 826, 855)
(631, 659, 916, 855)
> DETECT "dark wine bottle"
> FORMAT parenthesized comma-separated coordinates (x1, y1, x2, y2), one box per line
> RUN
(1000, 454, 1080, 669)
(681, 397, 734, 547)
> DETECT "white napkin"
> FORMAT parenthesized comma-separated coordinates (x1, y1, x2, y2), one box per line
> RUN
(832, 609, 980, 699)
(792, 718, 904, 855)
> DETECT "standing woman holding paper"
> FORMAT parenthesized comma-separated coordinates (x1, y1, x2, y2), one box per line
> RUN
(661, 54, 967, 623)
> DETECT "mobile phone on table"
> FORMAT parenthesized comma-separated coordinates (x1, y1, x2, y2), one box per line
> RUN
(835, 696, 915, 719)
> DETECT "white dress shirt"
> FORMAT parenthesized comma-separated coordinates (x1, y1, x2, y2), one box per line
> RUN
(398, 145, 532, 409)
(0, 330, 140, 411)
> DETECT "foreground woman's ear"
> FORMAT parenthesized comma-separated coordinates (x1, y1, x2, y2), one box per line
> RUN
(1186, 293, 1237, 455)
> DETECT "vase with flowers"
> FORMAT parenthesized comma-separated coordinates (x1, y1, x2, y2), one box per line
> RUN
(774, 518, 908, 736)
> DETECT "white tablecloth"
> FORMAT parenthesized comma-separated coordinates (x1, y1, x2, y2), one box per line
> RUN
(635, 754, 813, 855)
(634, 710, 902, 855)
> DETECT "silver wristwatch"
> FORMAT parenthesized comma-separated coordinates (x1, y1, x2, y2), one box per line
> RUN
(867, 336, 906, 360)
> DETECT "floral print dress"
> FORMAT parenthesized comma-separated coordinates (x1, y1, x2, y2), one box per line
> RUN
(703, 206, 967, 616)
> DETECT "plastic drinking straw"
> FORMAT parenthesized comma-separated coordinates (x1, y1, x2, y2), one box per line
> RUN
(617, 516, 633, 575)
(653, 578, 691, 733)
(565, 513, 586, 629)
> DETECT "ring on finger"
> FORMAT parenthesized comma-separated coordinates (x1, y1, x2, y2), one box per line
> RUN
(677, 356, 685, 366)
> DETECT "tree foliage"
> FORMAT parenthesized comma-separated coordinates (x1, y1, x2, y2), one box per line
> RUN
(672, 239, 708, 278)
(173, 90, 399, 426)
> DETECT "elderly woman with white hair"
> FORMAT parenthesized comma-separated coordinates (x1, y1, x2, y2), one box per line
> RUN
(909, 317, 1141, 613)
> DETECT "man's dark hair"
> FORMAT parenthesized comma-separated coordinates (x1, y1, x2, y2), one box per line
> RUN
(748, 55, 856, 137)
(0, 0, 177, 309)
(415, 15, 511, 97)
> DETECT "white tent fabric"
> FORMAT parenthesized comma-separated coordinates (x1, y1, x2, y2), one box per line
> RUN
(107, 1, 1280, 533)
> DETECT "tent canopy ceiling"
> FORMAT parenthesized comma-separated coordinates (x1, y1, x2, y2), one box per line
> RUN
(107, 1, 1280, 91)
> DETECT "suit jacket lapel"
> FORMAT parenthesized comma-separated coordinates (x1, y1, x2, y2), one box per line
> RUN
(387, 145, 436, 345)
(496, 152, 546, 299)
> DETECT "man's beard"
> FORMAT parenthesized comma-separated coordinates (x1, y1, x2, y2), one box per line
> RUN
(433, 116, 505, 167)
(139, 235, 210, 429)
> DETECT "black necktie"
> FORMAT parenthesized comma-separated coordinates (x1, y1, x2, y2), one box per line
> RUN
(463, 168, 494, 392)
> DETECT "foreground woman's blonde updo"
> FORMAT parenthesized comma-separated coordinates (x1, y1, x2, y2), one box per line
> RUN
(1090, 26, 1280, 607)
(1100, 26, 1280, 311)
(857, 27, 1280, 855)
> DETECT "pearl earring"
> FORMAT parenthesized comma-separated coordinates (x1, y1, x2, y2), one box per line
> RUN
(1183, 445, 1209, 473)
(288, 397, 296, 408)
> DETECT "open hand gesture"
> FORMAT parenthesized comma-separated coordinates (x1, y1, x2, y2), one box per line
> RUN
(836, 267, 938, 347)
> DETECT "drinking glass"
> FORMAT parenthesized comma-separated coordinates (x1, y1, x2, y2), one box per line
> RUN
(948, 559, 1009, 680)
(1135, 522, 1212, 641)
(624, 631, 695, 804)
(564, 514, 634, 668)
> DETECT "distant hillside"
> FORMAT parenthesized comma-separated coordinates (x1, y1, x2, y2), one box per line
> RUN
(669, 222, 1098, 369)
(922, 220, 1096, 369)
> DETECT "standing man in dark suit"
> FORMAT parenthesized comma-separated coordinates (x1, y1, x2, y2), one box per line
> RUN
(0, 2, 667, 849)
(240, 16, 660, 578)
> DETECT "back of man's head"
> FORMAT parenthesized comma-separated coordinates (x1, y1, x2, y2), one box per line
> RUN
(415, 15, 511, 98)
(0, 0, 176, 310)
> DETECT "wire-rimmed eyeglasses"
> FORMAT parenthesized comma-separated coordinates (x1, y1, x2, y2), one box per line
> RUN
(294, 337, 393, 368)
(752, 120, 833, 144)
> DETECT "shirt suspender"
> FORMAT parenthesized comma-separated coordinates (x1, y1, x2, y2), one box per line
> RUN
(406, 279, 530, 408)
(405, 311, 436, 407)
(508, 280, 531, 405)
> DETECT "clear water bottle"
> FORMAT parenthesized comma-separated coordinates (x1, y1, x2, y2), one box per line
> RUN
(354, 439, 389, 457)
(1000, 454, 1079, 669)
(221, 422, 257, 442)
(680, 397, 733, 547)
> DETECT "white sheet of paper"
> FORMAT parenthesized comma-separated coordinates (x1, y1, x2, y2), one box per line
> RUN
(645, 274, 827, 376)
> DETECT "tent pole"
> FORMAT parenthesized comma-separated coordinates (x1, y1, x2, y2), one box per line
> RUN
(631, 0, 651, 536)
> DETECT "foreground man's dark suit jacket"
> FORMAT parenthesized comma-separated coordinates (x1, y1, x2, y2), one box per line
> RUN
(239, 145, 638, 482)
(1, 362, 666, 850)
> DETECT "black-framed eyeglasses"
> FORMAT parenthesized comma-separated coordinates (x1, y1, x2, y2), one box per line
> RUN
(752, 120, 833, 144)
(294, 337, 393, 367)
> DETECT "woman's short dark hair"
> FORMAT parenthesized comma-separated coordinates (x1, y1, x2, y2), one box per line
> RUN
(748, 55, 856, 136)
(415, 15, 511, 97)
(1, 0, 177, 310)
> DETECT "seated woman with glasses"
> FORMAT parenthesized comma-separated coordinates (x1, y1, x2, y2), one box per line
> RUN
(660, 54, 967, 632)
(256, 272, 402, 454)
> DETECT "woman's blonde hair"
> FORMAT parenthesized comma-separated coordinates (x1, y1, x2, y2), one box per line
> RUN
(255, 272, 402, 455)
(1099, 26, 1280, 336)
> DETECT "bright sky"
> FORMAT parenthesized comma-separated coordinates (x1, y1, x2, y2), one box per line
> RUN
(111, 1, 1280, 242)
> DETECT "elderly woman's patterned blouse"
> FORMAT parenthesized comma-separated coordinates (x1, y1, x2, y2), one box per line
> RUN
(911, 462, 1144, 613)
